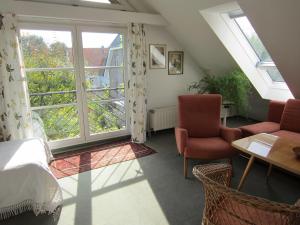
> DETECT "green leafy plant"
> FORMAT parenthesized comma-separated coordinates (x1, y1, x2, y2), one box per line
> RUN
(189, 68, 253, 114)
(21, 35, 124, 141)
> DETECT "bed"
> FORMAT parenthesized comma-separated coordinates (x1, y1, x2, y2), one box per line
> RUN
(0, 138, 62, 220)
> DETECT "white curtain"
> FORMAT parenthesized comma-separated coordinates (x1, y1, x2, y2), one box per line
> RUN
(0, 13, 33, 141)
(127, 23, 147, 143)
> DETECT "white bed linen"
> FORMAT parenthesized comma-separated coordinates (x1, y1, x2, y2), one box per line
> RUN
(0, 138, 62, 220)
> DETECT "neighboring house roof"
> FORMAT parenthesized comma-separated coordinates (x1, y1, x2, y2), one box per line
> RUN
(82, 48, 110, 66)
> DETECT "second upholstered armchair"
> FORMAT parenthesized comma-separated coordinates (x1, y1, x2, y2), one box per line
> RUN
(175, 94, 241, 177)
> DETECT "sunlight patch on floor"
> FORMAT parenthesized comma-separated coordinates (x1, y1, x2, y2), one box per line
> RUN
(57, 159, 170, 225)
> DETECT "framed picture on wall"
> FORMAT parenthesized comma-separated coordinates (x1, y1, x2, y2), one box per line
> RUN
(168, 51, 184, 75)
(149, 44, 166, 69)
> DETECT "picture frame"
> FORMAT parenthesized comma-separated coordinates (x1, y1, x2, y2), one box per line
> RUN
(149, 44, 166, 69)
(168, 51, 184, 75)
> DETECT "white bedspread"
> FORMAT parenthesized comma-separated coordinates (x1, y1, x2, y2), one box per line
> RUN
(0, 138, 62, 220)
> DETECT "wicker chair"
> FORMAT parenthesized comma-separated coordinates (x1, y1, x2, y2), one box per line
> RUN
(193, 163, 300, 225)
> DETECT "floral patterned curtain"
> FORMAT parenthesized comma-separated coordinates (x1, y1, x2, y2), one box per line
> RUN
(127, 23, 147, 143)
(0, 13, 33, 141)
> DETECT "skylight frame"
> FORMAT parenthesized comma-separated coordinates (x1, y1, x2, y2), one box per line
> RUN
(231, 14, 285, 83)
(17, 0, 134, 11)
(220, 12, 287, 89)
(200, 2, 293, 101)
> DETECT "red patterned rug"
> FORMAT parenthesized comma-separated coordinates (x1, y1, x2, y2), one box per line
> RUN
(50, 141, 156, 179)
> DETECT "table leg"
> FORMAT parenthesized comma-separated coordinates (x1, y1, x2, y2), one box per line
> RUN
(237, 155, 255, 191)
(267, 164, 272, 177)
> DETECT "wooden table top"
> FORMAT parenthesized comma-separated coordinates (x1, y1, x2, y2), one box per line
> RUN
(232, 133, 300, 176)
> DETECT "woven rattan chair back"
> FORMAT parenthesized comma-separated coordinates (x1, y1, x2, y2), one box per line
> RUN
(193, 163, 300, 225)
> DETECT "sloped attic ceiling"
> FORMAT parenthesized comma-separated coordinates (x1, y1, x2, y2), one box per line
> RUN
(128, 0, 237, 76)
(133, 0, 300, 99)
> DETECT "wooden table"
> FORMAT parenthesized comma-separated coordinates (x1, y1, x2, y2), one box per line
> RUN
(232, 133, 300, 190)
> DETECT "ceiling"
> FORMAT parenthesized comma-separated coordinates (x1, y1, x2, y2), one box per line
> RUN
(17, 0, 135, 11)
(130, 0, 300, 99)
(16, 0, 237, 75)
(128, 0, 237, 76)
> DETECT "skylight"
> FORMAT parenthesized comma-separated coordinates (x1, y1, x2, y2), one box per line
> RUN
(80, 0, 117, 4)
(18, 0, 133, 11)
(232, 15, 284, 82)
(200, 2, 293, 101)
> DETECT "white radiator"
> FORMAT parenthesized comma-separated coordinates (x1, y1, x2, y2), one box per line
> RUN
(148, 106, 177, 132)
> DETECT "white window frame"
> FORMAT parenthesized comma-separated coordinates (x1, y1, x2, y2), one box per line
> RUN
(231, 13, 284, 83)
(19, 22, 130, 150)
(200, 2, 294, 101)
(76, 25, 130, 143)
(19, 23, 87, 149)
(17, 0, 134, 11)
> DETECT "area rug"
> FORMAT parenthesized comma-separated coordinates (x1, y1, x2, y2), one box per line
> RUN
(50, 141, 156, 179)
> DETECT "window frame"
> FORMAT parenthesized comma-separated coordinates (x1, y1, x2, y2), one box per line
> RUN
(19, 23, 85, 148)
(200, 2, 293, 101)
(221, 12, 288, 90)
(76, 25, 129, 141)
(18, 22, 130, 149)
(231, 14, 284, 83)
(18, 0, 135, 11)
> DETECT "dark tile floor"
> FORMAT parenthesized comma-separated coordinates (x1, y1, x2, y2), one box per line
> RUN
(1, 117, 299, 225)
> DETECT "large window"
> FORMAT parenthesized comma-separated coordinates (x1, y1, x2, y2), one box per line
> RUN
(232, 15, 284, 82)
(20, 25, 128, 148)
(81, 32, 126, 135)
(20, 29, 80, 141)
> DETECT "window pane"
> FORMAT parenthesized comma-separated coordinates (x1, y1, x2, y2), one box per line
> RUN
(234, 16, 285, 83)
(234, 17, 272, 62)
(20, 29, 74, 68)
(85, 67, 124, 89)
(82, 32, 123, 67)
(27, 71, 77, 106)
(32, 106, 80, 141)
(20, 29, 81, 142)
(88, 100, 126, 134)
(266, 67, 285, 82)
(86, 89, 125, 102)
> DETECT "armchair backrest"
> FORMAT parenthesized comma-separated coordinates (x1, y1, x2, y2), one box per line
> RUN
(280, 99, 300, 132)
(178, 94, 221, 138)
(193, 164, 300, 225)
(267, 100, 286, 123)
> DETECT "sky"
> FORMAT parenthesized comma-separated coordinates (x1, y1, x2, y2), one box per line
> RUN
(235, 16, 256, 38)
(20, 29, 118, 48)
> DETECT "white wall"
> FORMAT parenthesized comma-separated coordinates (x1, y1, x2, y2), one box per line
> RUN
(146, 26, 202, 109)
(247, 90, 269, 121)
(142, 0, 237, 76)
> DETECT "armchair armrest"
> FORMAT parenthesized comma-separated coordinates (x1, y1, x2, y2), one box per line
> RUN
(220, 126, 242, 144)
(193, 163, 232, 187)
(295, 199, 300, 207)
(175, 127, 188, 155)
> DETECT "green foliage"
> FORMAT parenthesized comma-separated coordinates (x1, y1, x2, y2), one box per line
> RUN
(189, 68, 253, 114)
(21, 34, 124, 141)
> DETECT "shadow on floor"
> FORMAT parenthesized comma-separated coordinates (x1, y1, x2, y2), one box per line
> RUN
(137, 129, 300, 225)
(1, 117, 299, 225)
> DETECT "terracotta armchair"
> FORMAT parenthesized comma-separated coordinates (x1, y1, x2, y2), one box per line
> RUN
(240, 100, 285, 137)
(193, 163, 300, 225)
(175, 94, 241, 177)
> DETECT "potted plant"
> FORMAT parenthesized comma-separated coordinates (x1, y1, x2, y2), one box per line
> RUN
(189, 68, 252, 114)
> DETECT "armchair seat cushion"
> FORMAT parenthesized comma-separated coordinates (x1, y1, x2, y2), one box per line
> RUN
(240, 122, 280, 137)
(271, 130, 300, 141)
(185, 137, 235, 159)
